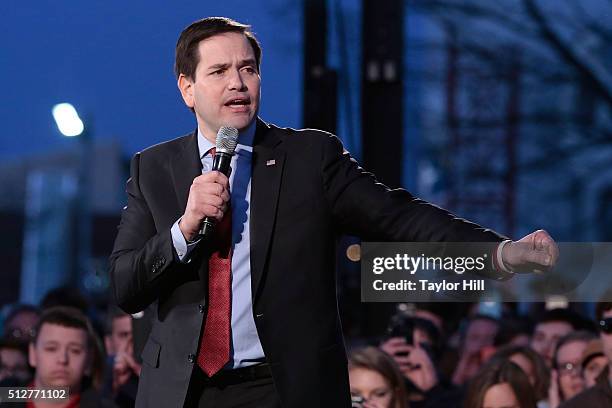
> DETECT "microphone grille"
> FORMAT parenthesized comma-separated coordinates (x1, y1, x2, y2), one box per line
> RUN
(215, 127, 239, 154)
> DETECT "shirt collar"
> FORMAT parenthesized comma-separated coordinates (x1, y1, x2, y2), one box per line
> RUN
(197, 119, 257, 159)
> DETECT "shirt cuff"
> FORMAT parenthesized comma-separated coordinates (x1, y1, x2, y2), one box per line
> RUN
(171, 218, 200, 263)
(494, 240, 514, 274)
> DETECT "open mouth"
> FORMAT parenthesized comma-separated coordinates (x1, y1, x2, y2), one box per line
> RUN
(224, 97, 251, 108)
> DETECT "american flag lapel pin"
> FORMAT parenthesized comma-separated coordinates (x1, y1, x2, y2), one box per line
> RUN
(266, 159, 276, 166)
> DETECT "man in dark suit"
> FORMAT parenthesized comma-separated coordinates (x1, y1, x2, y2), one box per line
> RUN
(110, 17, 558, 408)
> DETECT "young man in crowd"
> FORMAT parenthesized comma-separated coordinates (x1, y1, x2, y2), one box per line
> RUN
(103, 307, 140, 407)
(530, 308, 585, 368)
(27, 306, 115, 408)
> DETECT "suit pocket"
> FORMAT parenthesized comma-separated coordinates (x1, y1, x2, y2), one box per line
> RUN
(141, 337, 161, 368)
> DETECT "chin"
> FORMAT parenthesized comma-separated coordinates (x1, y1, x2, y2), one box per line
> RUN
(226, 113, 255, 130)
(46, 378, 72, 388)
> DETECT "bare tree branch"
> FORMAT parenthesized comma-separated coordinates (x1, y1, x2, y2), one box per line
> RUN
(523, 0, 612, 106)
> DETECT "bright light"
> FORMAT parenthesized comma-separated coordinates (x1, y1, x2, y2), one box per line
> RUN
(52, 103, 84, 137)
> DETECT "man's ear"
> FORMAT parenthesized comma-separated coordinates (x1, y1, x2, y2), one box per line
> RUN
(28, 342, 37, 367)
(178, 74, 195, 108)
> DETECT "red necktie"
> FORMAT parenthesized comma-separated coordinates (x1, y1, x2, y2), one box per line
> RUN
(197, 147, 232, 376)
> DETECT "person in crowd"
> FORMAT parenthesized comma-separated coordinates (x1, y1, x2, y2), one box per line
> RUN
(464, 359, 538, 408)
(558, 301, 612, 407)
(452, 315, 500, 385)
(548, 331, 596, 407)
(0, 338, 31, 385)
(488, 345, 550, 404)
(412, 303, 449, 336)
(494, 317, 533, 348)
(2, 304, 40, 344)
(103, 307, 140, 407)
(40, 285, 108, 348)
(579, 338, 607, 388)
(26, 306, 116, 408)
(380, 314, 462, 408)
(349, 346, 408, 408)
(530, 308, 585, 368)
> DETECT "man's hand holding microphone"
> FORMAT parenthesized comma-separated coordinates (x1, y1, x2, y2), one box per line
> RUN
(178, 126, 238, 242)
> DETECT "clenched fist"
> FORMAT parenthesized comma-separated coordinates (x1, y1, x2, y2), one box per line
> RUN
(502, 229, 559, 274)
(179, 171, 230, 241)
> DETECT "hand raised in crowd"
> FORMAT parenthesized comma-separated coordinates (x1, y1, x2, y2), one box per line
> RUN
(112, 350, 142, 394)
(502, 229, 559, 273)
(179, 171, 231, 241)
(380, 337, 438, 392)
(451, 349, 482, 385)
(547, 369, 561, 408)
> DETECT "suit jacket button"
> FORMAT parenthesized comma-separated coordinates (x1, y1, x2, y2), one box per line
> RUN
(198, 304, 204, 313)
(188, 353, 195, 363)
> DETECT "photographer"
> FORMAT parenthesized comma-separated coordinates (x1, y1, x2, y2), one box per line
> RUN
(380, 315, 461, 408)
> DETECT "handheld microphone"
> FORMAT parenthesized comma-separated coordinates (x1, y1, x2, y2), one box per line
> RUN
(198, 126, 239, 238)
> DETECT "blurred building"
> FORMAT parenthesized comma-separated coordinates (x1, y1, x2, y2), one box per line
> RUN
(0, 142, 126, 304)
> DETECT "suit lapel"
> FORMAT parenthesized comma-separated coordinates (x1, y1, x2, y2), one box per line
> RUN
(170, 129, 202, 216)
(169, 130, 209, 289)
(250, 119, 285, 302)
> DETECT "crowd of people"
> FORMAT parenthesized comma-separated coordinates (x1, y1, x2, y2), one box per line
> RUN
(0, 288, 140, 407)
(348, 301, 612, 408)
(1, 288, 611, 408)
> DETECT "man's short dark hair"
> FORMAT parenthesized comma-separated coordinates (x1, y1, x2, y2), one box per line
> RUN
(175, 16, 262, 80)
(534, 308, 587, 331)
(32, 306, 95, 348)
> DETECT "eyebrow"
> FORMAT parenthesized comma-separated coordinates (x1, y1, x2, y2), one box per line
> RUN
(40, 340, 85, 348)
(207, 59, 257, 71)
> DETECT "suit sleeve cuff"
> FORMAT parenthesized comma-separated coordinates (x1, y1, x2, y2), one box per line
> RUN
(494, 240, 514, 274)
(171, 218, 200, 263)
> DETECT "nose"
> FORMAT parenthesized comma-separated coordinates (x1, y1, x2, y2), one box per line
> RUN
(57, 349, 69, 365)
(227, 68, 247, 91)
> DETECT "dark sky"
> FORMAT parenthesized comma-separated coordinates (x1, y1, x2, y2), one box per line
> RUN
(0, 0, 302, 161)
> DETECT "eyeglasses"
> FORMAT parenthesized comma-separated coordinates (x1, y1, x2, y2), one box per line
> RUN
(599, 318, 612, 334)
(557, 362, 581, 376)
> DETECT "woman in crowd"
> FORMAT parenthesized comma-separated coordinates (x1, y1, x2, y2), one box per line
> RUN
(349, 346, 408, 408)
(549, 331, 596, 406)
(489, 345, 550, 404)
(464, 359, 538, 408)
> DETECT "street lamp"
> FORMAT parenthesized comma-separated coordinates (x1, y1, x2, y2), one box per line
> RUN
(52, 102, 91, 291)
(52, 103, 84, 137)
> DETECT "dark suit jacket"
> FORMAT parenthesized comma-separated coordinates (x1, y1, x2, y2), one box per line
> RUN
(110, 119, 508, 407)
